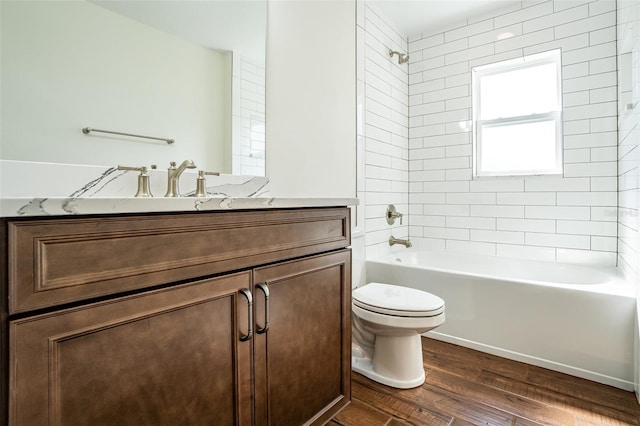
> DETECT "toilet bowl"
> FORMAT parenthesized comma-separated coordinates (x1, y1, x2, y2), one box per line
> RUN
(351, 282, 445, 389)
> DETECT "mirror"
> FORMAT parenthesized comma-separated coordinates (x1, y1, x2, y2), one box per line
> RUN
(0, 0, 266, 176)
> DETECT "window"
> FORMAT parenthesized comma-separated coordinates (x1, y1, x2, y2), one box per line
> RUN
(472, 49, 563, 177)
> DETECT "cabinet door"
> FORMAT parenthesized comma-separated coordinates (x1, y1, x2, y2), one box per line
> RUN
(253, 250, 351, 426)
(10, 272, 253, 426)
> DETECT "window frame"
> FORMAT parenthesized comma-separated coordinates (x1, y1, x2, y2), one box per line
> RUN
(472, 49, 563, 178)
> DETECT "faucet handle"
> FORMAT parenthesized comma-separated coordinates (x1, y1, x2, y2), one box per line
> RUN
(117, 165, 153, 197)
(195, 170, 221, 197)
(118, 165, 145, 172)
(386, 204, 403, 225)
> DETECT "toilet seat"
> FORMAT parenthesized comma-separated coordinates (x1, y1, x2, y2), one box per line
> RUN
(353, 283, 445, 317)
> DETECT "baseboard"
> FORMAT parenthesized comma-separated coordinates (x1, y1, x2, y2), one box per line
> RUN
(424, 331, 636, 393)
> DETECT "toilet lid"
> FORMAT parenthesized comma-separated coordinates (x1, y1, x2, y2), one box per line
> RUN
(353, 282, 444, 317)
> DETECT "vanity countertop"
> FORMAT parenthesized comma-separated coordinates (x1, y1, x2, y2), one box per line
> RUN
(0, 160, 357, 218)
(0, 197, 358, 218)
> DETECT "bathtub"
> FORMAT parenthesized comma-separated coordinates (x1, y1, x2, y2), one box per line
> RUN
(365, 250, 637, 390)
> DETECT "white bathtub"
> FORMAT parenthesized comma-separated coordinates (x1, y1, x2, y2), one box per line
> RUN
(365, 250, 637, 390)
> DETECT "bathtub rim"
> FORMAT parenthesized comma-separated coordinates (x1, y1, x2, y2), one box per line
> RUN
(366, 250, 634, 298)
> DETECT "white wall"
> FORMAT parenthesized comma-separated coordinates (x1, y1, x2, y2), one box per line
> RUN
(0, 1, 229, 172)
(266, 0, 357, 198)
(407, 0, 618, 266)
(617, 0, 640, 401)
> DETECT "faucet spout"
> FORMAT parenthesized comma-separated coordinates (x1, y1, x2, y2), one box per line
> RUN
(165, 160, 196, 197)
(176, 159, 196, 175)
(389, 235, 412, 248)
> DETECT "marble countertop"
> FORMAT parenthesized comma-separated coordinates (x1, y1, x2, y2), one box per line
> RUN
(0, 196, 358, 217)
(0, 160, 357, 217)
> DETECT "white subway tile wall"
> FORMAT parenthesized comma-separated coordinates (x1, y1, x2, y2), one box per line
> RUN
(406, 0, 619, 266)
(359, 4, 410, 258)
(617, 0, 640, 282)
(232, 55, 265, 177)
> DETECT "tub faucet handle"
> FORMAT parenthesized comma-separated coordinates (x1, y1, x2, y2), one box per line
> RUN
(386, 204, 403, 225)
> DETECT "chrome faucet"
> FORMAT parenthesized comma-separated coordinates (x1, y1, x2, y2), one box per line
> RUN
(389, 235, 412, 248)
(165, 160, 196, 197)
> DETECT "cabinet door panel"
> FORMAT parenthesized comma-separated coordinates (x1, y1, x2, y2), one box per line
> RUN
(10, 272, 252, 426)
(8, 208, 350, 314)
(254, 250, 351, 426)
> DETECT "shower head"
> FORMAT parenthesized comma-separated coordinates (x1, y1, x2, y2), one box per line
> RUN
(388, 49, 409, 64)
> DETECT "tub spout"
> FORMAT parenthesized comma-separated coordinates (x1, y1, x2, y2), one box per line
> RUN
(389, 235, 412, 248)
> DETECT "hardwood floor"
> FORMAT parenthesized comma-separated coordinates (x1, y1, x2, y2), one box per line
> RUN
(330, 337, 640, 426)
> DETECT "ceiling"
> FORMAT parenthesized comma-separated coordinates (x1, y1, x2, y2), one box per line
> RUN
(367, 0, 522, 38)
(92, 0, 526, 61)
(91, 0, 266, 62)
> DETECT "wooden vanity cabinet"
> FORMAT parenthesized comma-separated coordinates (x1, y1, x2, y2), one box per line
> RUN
(1, 207, 352, 426)
(253, 250, 351, 426)
(10, 272, 254, 426)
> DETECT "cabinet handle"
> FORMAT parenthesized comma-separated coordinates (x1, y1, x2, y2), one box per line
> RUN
(256, 283, 270, 334)
(239, 288, 253, 342)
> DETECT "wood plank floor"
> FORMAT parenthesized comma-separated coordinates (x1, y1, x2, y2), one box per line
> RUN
(330, 337, 640, 426)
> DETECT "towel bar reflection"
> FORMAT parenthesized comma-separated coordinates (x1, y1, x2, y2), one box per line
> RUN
(82, 127, 175, 145)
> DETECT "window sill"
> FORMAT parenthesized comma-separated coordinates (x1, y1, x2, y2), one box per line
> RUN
(473, 172, 564, 179)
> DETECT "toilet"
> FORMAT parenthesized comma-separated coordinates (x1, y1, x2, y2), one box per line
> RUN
(351, 282, 445, 389)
